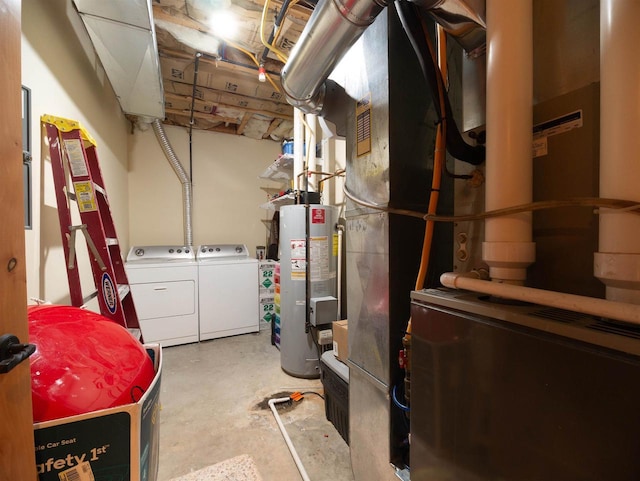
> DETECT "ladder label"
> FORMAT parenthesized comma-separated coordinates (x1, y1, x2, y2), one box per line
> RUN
(63, 139, 89, 177)
(101, 273, 117, 314)
(73, 181, 98, 212)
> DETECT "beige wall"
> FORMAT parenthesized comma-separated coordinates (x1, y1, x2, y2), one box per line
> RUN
(20, 1, 342, 308)
(22, 1, 129, 305)
(128, 125, 282, 253)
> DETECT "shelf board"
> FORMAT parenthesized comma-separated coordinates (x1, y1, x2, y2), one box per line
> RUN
(260, 192, 296, 211)
(259, 154, 294, 184)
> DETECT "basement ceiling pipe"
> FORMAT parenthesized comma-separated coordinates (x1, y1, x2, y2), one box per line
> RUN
(482, 0, 535, 284)
(594, 0, 640, 304)
(152, 120, 194, 246)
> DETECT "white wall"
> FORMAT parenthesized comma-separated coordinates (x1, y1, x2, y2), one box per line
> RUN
(22, 1, 129, 305)
(128, 125, 283, 253)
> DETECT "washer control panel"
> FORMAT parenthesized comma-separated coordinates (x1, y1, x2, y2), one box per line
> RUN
(196, 244, 249, 260)
(126, 245, 194, 263)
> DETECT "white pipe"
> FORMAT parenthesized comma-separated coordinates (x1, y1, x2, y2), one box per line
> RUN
(441, 272, 640, 325)
(337, 227, 343, 315)
(268, 397, 312, 481)
(305, 113, 318, 192)
(594, 0, 640, 304)
(482, 0, 535, 283)
(293, 109, 305, 191)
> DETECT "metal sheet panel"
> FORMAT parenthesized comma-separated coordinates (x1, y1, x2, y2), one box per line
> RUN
(462, 0, 599, 131)
(339, 8, 454, 476)
(346, 211, 389, 382)
(73, 0, 152, 29)
(349, 364, 397, 481)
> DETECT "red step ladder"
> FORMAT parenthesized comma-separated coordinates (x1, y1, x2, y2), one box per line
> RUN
(42, 114, 142, 341)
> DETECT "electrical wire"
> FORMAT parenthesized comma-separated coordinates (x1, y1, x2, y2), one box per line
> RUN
(301, 391, 325, 400)
(260, 0, 289, 63)
(259, 0, 299, 65)
(392, 385, 410, 412)
(223, 38, 283, 93)
(394, 0, 485, 166)
(344, 184, 640, 222)
(182, 10, 283, 93)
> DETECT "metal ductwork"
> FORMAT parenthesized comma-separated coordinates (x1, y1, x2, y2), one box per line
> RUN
(72, 0, 164, 119)
(282, 0, 486, 114)
(412, 0, 486, 52)
(281, 0, 389, 114)
(152, 120, 193, 246)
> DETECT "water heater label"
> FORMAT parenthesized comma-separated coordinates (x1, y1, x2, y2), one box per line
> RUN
(312, 208, 325, 224)
(289, 237, 331, 281)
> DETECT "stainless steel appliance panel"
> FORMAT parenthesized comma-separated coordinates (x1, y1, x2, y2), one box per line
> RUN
(348, 363, 397, 481)
(410, 289, 640, 480)
(345, 212, 389, 382)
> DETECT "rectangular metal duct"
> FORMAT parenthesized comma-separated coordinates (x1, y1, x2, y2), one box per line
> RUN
(72, 0, 165, 119)
(337, 8, 454, 479)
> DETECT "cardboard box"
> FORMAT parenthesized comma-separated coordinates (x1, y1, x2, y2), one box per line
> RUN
(259, 296, 276, 325)
(258, 261, 277, 291)
(332, 320, 348, 363)
(34, 345, 162, 481)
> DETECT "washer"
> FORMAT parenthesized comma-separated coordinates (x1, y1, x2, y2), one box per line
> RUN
(197, 244, 259, 341)
(125, 245, 199, 347)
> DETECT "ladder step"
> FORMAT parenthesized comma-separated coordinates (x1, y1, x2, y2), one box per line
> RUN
(82, 290, 99, 306)
(118, 284, 130, 299)
(93, 183, 107, 197)
(127, 328, 142, 342)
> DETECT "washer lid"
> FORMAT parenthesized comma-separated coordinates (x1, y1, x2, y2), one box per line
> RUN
(126, 245, 195, 263)
(196, 244, 250, 260)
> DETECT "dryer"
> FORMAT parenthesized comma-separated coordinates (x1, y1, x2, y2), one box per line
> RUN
(197, 244, 259, 341)
(125, 245, 199, 347)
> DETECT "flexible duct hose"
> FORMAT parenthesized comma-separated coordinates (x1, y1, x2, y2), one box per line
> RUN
(151, 119, 193, 246)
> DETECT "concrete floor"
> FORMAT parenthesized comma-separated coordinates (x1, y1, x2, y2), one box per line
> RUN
(157, 330, 355, 481)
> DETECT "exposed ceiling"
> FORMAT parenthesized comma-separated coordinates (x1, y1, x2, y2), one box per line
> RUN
(149, 0, 316, 142)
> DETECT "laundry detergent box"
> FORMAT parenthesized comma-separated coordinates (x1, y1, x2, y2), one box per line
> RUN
(34, 344, 162, 481)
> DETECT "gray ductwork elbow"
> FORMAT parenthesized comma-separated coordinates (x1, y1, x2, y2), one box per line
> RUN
(281, 0, 388, 114)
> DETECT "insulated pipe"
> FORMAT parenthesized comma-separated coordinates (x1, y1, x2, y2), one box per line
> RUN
(152, 120, 193, 246)
(482, 0, 535, 283)
(441, 272, 640, 325)
(268, 397, 312, 481)
(594, 0, 640, 304)
(281, 0, 387, 113)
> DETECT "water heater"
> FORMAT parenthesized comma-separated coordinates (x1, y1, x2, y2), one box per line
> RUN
(279, 204, 338, 378)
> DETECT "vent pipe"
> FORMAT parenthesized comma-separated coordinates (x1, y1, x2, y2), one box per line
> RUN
(281, 0, 388, 114)
(482, 0, 535, 284)
(152, 120, 193, 246)
(594, 0, 640, 304)
(282, 0, 486, 115)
